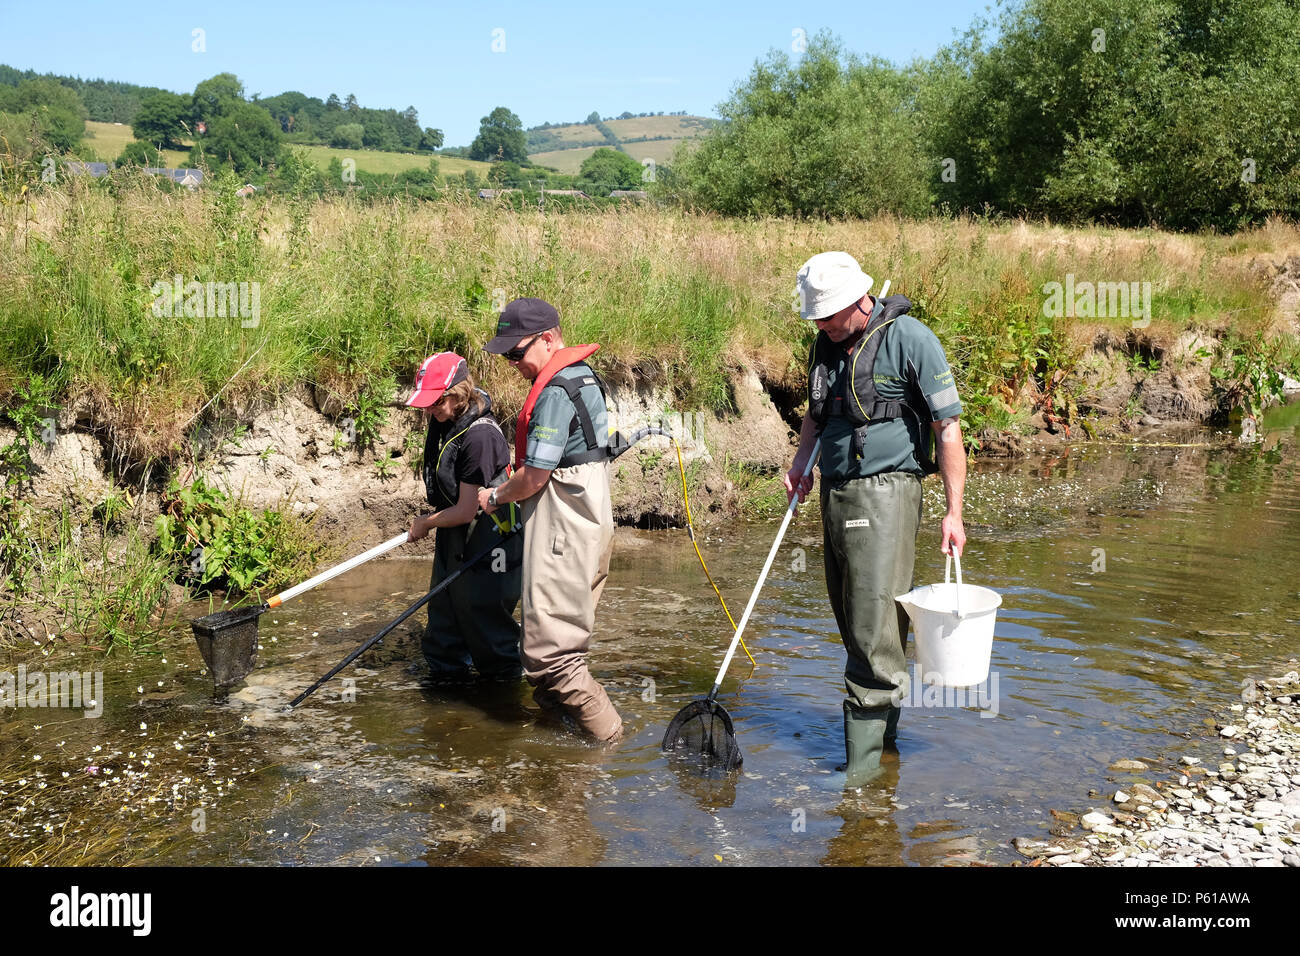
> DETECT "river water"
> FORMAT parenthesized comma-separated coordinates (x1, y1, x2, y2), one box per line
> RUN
(2, 409, 1297, 866)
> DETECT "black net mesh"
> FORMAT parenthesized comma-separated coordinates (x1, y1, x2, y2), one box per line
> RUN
(190, 606, 262, 689)
(661, 698, 743, 772)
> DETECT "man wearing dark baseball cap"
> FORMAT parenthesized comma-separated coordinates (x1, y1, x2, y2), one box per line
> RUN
(477, 297, 623, 742)
(482, 297, 561, 355)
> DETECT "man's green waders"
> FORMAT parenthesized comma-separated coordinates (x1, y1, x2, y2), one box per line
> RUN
(821, 471, 922, 785)
(424, 516, 524, 681)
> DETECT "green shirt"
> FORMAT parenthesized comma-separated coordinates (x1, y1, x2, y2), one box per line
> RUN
(523, 363, 610, 469)
(813, 304, 961, 481)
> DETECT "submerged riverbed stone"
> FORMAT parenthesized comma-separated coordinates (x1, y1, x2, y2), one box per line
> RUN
(1109, 759, 1149, 772)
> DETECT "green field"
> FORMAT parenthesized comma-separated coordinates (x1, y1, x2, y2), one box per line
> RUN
(84, 120, 190, 167)
(531, 123, 608, 147)
(527, 115, 710, 172)
(529, 145, 603, 174)
(82, 121, 490, 177)
(605, 116, 710, 139)
(619, 138, 693, 167)
(82, 120, 133, 159)
(292, 143, 490, 177)
(532, 138, 695, 175)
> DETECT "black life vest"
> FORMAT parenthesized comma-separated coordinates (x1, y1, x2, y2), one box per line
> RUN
(807, 294, 938, 475)
(424, 390, 509, 507)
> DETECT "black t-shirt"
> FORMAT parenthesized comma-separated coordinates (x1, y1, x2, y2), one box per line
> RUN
(425, 413, 511, 507)
(453, 420, 509, 488)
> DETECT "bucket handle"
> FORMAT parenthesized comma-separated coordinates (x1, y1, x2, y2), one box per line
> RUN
(944, 551, 964, 618)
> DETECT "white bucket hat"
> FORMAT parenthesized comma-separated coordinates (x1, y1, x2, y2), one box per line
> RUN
(794, 251, 873, 320)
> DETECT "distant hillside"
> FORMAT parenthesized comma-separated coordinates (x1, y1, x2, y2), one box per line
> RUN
(0, 64, 169, 124)
(1, 64, 443, 155)
(525, 114, 714, 174)
(82, 120, 491, 178)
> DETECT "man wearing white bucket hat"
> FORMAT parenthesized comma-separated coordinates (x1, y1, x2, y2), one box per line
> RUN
(784, 251, 967, 787)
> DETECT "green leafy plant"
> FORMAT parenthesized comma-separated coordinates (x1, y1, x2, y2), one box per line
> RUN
(347, 376, 394, 451)
(403, 429, 425, 476)
(637, 448, 665, 472)
(723, 455, 787, 518)
(92, 485, 133, 531)
(153, 475, 329, 597)
(0, 372, 60, 490)
(0, 492, 37, 597)
(224, 422, 248, 451)
(1126, 350, 1161, 375)
(1211, 335, 1288, 420)
(373, 456, 395, 480)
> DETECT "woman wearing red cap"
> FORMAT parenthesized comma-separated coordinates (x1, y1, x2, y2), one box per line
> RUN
(406, 352, 522, 681)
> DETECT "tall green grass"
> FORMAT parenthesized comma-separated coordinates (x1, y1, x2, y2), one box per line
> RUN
(0, 174, 1292, 468)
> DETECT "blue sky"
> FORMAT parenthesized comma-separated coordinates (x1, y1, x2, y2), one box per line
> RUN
(0, 0, 995, 145)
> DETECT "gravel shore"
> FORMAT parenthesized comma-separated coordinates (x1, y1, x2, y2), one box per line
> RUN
(1015, 664, 1300, 867)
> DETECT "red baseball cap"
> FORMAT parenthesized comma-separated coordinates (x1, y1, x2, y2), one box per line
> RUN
(405, 352, 468, 408)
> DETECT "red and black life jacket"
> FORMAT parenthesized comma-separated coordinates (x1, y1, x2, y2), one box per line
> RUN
(514, 344, 612, 468)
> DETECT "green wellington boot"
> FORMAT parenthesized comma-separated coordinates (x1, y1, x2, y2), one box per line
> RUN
(838, 701, 891, 788)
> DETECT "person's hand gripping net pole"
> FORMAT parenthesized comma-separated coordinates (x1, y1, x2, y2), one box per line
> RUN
(708, 437, 821, 699)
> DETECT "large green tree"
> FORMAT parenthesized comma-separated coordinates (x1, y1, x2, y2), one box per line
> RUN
(131, 91, 190, 149)
(330, 123, 364, 149)
(922, 0, 1300, 229)
(469, 106, 527, 162)
(117, 140, 163, 167)
(190, 100, 284, 175)
(0, 78, 87, 152)
(671, 33, 929, 218)
(191, 73, 245, 126)
(579, 147, 644, 190)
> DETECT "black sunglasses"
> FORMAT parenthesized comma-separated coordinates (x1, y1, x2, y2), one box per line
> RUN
(503, 333, 543, 361)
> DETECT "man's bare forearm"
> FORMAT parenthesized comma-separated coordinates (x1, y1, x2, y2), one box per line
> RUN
(935, 417, 965, 518)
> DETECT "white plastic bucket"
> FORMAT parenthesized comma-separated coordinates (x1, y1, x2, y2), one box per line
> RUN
(896, 553, 1001, 687)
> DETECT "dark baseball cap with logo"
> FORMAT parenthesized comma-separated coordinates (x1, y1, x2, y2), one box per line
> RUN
(482, 297, 561, 354)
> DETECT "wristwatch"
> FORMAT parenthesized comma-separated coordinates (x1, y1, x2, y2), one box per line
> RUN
(488, 488, 499, 508)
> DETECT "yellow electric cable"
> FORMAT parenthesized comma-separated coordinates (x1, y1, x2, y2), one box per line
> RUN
(670, 437, 755, 666)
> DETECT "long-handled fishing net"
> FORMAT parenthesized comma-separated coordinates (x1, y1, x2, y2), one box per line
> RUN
(662, 438, 821, 772)
(191, 531, 411, 688)
(288, 524, 522, 708)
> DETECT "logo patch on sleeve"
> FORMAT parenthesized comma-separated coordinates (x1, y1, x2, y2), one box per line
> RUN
(845, 518, 870, 529)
